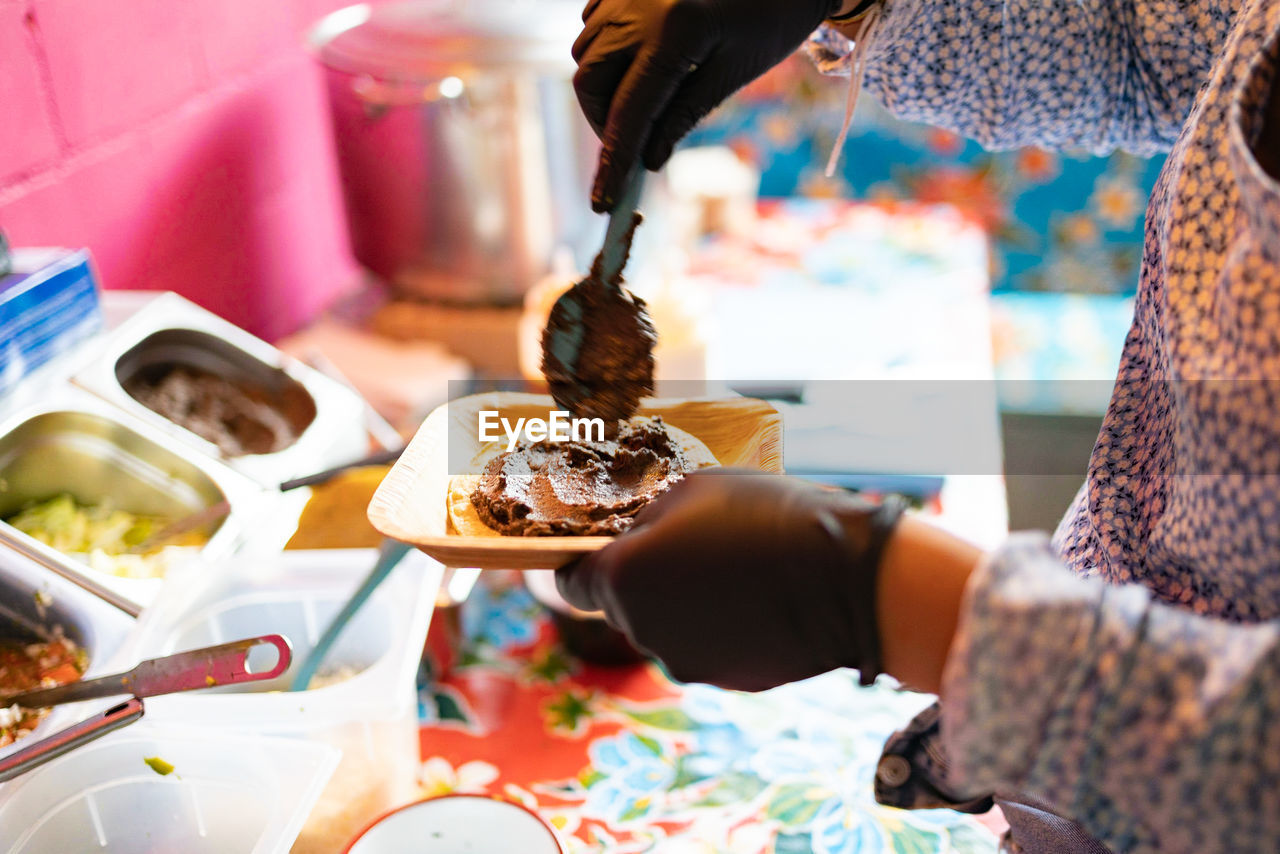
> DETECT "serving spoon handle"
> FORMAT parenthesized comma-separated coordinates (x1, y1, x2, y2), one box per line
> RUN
(596, 168, 646, 286)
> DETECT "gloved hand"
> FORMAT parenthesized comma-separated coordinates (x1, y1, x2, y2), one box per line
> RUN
(573, 0, 841, 211)
(556, 470, 905, 691)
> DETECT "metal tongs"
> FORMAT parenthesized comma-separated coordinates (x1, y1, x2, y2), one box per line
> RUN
(0, 634, 291, 782)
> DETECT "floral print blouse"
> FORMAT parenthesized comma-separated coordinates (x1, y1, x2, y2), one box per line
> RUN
(814, 0, 1280, 850)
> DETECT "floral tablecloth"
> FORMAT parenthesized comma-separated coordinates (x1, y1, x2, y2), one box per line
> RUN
(415, 573, 999, 853)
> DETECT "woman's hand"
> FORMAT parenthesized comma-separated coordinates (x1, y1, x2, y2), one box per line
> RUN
(555, 470, 904, 691)
(574, 0, 840, 211)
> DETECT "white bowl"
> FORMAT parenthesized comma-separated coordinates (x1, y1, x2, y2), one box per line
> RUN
(345, 794, 565, 854)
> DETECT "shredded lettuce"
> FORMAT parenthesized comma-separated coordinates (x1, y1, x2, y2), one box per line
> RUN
(6, 494, 165, 554)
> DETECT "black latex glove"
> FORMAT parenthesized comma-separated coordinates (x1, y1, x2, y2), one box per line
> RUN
(574, 0, 840, 211)
(556, 471, 905, 691)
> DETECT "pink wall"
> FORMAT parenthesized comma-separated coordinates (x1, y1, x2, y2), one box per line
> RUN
(0, 0, 366, 341)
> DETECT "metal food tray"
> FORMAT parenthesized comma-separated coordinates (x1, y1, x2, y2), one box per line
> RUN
(71, 292, 368, 488)
(0, 388, 264, 615)
(0, 532, 135, 766)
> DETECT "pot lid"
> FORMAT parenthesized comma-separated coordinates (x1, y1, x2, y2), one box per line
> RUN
(312, 0, 581, 80)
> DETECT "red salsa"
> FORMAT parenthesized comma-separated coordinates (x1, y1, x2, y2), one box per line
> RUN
(0, 635, 86, 747)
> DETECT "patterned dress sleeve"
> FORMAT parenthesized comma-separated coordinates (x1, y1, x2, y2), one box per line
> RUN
(940, 533, 1280, 852)
(808, 0, 1238, 154)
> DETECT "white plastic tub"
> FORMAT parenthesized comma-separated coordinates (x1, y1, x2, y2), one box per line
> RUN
(0, 724, 338, 853)
(114, 548, 442, 853)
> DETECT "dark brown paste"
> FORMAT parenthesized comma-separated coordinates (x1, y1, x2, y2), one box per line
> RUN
(541, 212, 656, 424)
(471, 418, 693, 536)
(124, 366, 300, 456)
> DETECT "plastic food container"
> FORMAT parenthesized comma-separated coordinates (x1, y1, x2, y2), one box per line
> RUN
(0, 723, 339, 853)
(112, 548, 443, 853)
(0, 389, 263, 612)
(0, 539, 134, 765)
(72, 292, 369, 489)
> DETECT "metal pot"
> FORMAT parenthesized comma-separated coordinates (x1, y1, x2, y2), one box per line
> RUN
(313, 1, 601, 306)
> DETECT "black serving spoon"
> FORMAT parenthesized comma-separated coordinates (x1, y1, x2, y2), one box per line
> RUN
(541, 169, 655, 424)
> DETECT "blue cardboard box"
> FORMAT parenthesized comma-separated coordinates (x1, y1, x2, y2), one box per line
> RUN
(0, 248, 103, 395)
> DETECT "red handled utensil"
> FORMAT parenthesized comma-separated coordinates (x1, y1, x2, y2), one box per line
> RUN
(0, 698, 145, 783)
(0, 635, 291, 783)
(0, 634, 291, 709)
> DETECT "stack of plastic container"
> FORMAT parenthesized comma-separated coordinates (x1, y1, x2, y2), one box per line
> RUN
(0, 269, 442, 851)
(0, 516, 346, 853)
(110, 547, 442, 852)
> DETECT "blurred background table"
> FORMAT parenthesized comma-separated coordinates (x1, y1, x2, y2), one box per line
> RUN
(679, 198, 1009, 550)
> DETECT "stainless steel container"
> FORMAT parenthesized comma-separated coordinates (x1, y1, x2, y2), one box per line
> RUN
(0, 389, 263, 614)
(115, 328, 318, 448)
(312, 0, 602, 305)
(0, 542, 135, 765)
(72, 293, 368, 489)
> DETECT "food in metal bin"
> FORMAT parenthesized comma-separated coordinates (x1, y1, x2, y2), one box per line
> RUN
(286, 466, 390, 550)
(5, 493, 208, 579)
(0, 633, 86, 747)
(448, 416, 718, 537)
(122, 365, 301, 456)
(308, 665, 359, 690)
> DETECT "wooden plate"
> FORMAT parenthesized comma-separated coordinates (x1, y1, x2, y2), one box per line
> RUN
(367, 392, 783, 570)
